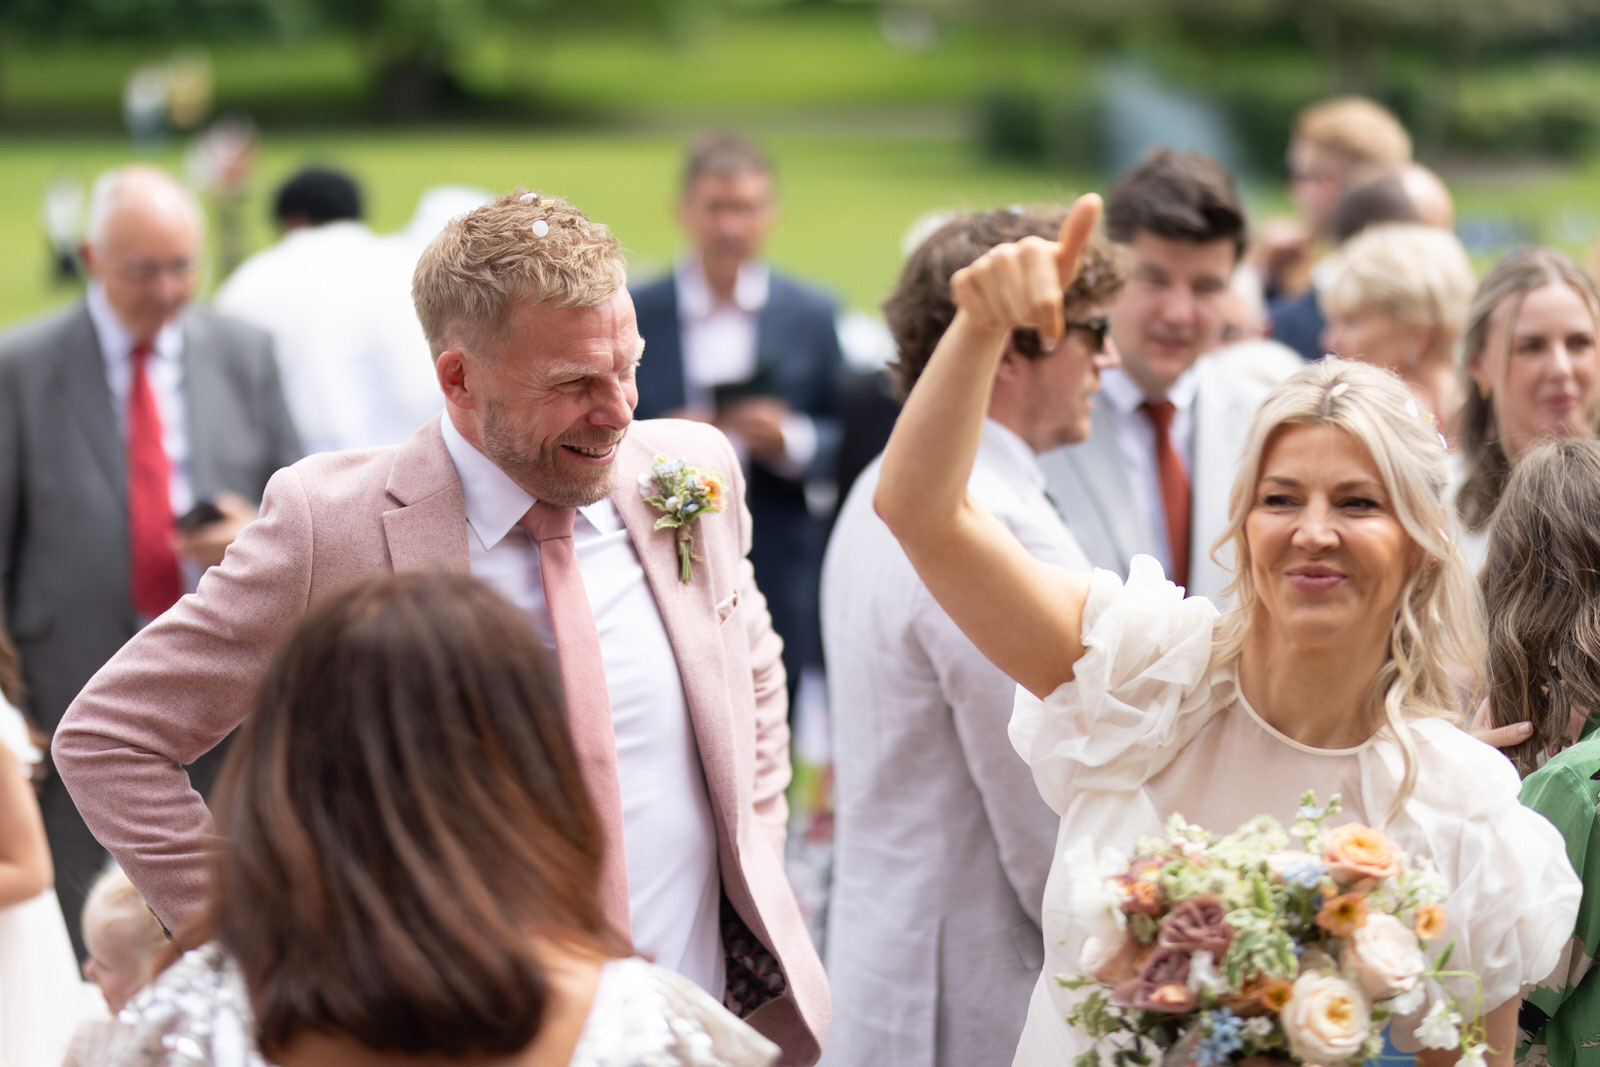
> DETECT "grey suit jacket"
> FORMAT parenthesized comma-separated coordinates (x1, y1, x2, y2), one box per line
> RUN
(819, 425, 1089, 1067)
(0, 300, 302, 734)
(53, 417, 827, 1065)
(1037, 357, 1280, 604)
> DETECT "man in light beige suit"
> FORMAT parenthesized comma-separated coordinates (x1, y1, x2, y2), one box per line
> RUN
(53, 191, 827, 1064)
(819, 208, 1124, 1067)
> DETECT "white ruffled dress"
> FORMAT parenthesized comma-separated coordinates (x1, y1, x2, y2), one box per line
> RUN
(0, 700, 92, 1067)
(1008, 557, 1582, 1067)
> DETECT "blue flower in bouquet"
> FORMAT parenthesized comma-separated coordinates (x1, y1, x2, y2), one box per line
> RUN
(1195, 1010, 1244, 1067)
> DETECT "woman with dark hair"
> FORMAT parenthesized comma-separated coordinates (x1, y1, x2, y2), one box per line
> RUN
(875, 194, 1578, 1066)
(1479, 438, 1600, 1067)
(113, 573, 777, 1067)
(1454, 248, 1600, 571)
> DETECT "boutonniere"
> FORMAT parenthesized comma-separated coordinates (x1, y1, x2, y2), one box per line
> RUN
(638, 454, 728, 582)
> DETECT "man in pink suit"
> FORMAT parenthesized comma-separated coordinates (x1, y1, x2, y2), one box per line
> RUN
(52, 191, 827, 1064)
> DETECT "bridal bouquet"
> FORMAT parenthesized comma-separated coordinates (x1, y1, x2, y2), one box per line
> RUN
(1060, 794, 1484, 1067)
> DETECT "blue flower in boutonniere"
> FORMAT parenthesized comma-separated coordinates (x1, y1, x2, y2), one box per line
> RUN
(638, 454, 728, 582)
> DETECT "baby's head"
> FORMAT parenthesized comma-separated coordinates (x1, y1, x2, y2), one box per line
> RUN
(81, 865, 166, 1013)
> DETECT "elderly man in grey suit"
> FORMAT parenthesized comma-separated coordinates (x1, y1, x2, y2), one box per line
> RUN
(0, 164, 301, 955)
(1039, 149, 1290, 603)
(820, 208, 1125, 1067)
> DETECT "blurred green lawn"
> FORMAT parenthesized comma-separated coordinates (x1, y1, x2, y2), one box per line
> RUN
(3, 4, 1600, 330)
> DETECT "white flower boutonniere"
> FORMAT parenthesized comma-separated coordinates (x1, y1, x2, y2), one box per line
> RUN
(638, 455, 728, 582)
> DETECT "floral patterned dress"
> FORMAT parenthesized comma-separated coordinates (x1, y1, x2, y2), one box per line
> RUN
(111, 944, 779, 1067)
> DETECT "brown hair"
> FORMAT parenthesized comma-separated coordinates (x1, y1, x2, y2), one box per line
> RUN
(884, 206, 1127, 398)
(1103, 148, 1248, 261)
(1293, 97, 1413, 174)
(1455, 247, 1600, 532)
(1482, 437, 1600, 775)
(211, 573, 617, 1059)
(681, 129, 773, 192)
(411, 189, 626, 361)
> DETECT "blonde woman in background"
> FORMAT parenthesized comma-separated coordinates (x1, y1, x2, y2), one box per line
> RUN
(1320, 222, 1475, 437)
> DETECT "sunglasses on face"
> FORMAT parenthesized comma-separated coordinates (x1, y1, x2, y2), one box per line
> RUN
(1063, 315, 1110, 353)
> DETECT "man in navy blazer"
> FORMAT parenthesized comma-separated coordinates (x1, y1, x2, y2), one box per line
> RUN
(631, 132, 844, 695)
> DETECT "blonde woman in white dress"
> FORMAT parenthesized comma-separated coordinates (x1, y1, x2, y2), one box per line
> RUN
(875, 195, 1581, 1067)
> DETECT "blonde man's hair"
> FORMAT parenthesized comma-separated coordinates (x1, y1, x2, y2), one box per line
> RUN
(1294, 97, 1413, 175)
(1320, 223, 1476, 365)
(82, 864, 167, 978)
(411, 189, 627, 361)
(1210, 358, 1483, 824)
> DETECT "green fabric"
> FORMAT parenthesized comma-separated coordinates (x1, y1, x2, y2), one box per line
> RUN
(1518, 735, 1600, 1067)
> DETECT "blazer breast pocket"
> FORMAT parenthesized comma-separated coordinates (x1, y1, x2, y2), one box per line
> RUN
(715, 589, 740, 624)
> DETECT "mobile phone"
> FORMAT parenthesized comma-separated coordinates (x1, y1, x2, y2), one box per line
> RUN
(174, 499, 225, 532)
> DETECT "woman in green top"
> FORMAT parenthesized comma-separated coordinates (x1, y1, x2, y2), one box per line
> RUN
(1481, 435, 1600, 1067)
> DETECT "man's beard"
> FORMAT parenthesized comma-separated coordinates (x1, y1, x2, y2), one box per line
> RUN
(479, 403, 625, 507)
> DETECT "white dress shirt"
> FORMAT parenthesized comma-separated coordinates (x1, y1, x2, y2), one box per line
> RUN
(1095, 366, 1199, 577)
(87, 284, 203, 596)
(440, 413, 725, 996)
(674, 256, 816, 473)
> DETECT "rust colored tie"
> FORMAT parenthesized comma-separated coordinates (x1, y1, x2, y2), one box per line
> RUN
(1141, 400, 1191, 590)
(127, 343, 181, 618)
(518, 502, 631, 941)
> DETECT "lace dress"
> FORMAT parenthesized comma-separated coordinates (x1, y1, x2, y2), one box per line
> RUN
(1007, 557, 1583, 1067)
(111, 944, 779, 1067)
(0, 699, 93, 1067)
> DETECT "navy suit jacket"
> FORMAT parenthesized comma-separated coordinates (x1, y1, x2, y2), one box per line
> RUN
(630, 270, 844, 674)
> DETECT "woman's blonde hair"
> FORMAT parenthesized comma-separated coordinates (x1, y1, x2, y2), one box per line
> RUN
(1211, 359, 1484, 822)
(1456, 247, 1600, 532)
(1319, 223, 1475, 367)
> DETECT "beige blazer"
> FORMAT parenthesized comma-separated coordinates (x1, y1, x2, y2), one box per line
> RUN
(53, 415, 827, 1065)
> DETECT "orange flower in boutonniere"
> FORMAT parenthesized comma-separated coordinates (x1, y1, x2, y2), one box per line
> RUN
(638, 455, 728, 582)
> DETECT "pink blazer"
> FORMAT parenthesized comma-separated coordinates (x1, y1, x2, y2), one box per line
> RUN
(53, 415, 828, 1064)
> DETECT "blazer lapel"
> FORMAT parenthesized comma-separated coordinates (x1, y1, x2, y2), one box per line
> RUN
(612, 432, 739, 823)
(380, 416, 472, 574)
(53, 306, 124, 501)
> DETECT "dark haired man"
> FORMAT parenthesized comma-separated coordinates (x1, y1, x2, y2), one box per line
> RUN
(215, 166, 440, 453)
(1040, 148, 1289, 603)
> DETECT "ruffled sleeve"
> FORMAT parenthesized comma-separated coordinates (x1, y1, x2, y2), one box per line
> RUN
(1376, 722, 1582, 1047)
(1009, 556, 1226, 814)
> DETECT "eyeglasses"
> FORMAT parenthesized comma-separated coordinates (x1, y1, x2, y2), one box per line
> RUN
(1063, 315, 1110, 352)
(110, 258, 198, 284)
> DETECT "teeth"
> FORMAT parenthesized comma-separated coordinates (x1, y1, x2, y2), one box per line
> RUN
(568, 445, 612, 457)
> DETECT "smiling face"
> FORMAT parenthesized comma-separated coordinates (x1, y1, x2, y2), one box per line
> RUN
(445, 288, 642, 506)
(1245, 423, 1419, 656)
(1471, 281, 1600, 463)
(1109, 231, 1235, 397)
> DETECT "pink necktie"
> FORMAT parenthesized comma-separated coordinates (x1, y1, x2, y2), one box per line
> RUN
(128, 343, 181, 618)
(1141, 400, 1191, 590)
(518, 503, 631, 941)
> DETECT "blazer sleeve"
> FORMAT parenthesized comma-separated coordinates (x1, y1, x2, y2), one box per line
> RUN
(52, 464, 318, 932)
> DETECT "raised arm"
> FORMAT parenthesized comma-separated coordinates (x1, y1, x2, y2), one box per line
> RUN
(875, 195, 1100, 698)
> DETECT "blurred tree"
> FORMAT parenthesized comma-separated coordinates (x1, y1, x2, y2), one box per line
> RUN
(894, 0, 1600, 91)
(0, 0, 700, 118)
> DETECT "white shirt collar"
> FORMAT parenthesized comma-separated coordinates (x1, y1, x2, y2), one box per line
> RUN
(439, 412, 620, 549)
(982, 417, 1047, 493)
(86, 282, 184, 370)
(675, 254, 770, 319)
(1098, 364, 1199, 416)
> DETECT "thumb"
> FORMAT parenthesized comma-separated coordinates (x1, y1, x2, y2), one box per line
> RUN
(1056, 192, 1102, 290)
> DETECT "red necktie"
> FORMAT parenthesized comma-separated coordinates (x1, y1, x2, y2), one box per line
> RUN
(1141, 400, 1191, 590)
(127, 343, 181, 618)
(518, 503, 631, 941)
